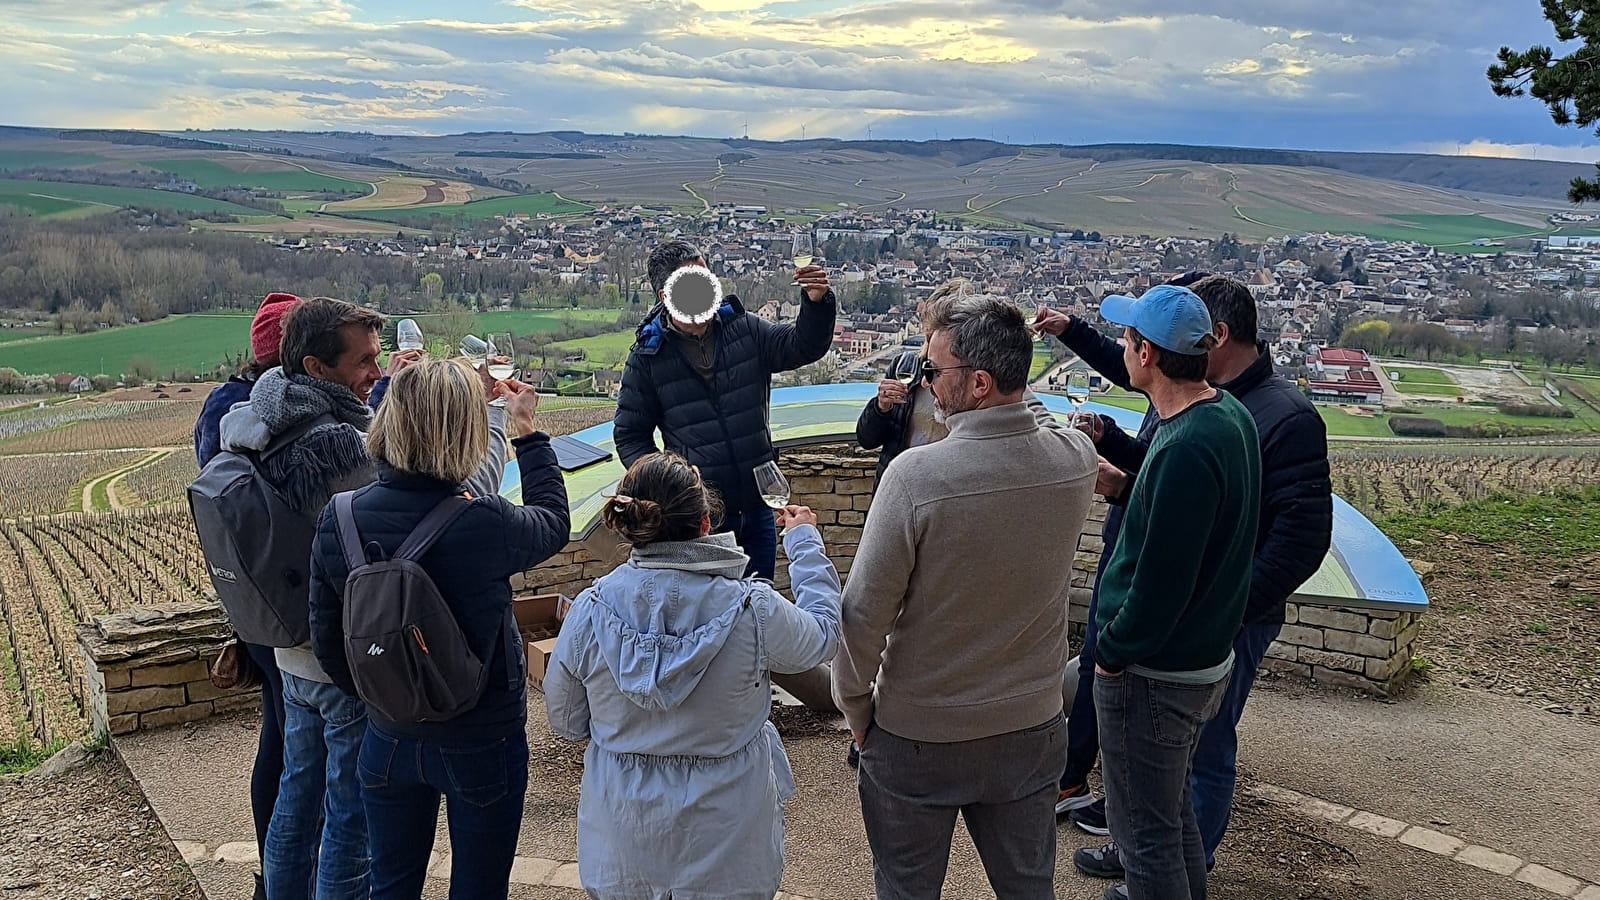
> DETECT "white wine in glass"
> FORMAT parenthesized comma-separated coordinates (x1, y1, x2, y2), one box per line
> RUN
(893, 353, 920, 386)
(754, 461, 790, 510)
(791, 232, 815, 286)
(1066, 370, 1091, 426)
(486, 333, 515, 381)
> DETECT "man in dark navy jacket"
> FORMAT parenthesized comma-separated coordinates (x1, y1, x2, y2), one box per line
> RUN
(1037, 275, 1332, 877)
(613, 240, 837, 579)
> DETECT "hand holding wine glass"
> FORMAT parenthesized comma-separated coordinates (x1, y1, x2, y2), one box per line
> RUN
(1065, 370, 1092, 427)
(754, 461, 790, 512)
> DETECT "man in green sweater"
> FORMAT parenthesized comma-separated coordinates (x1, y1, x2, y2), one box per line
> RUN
(1091, 283, 1261, 900)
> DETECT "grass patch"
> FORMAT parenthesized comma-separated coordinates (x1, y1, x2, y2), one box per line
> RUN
(145, 159, 369, 194)
(1240, 209, 1540, 248)
(1378, 485, 1600, 558)
(0, 736, 68, 775)
(1386, 366, 1454, 384)
(1318, 407, 1396, 438)
(1393, 382, 1461, 397)
(547, 330, 638, 369)
(0, 309, 632, 378)
(344, 192, 587, 225)
(0, 150, 107, 170)
(0, 177, 266, 219)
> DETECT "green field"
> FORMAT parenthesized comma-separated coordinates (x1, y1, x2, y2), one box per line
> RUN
(548, 330, 638, 369)
(1389, 367, 1461, 397)
(0, 178, 267, 219)
(1240, 209, 1539, 248)
(345, 193, 588, 225)
(1319, 408, 1400, 438)
(0, 309, 633, 377)
(146, 159, 370, 194)
(0, 150, 108, 171)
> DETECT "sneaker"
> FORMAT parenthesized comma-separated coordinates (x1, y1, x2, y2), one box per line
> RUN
(1073, 841, 1126, 879)
(1069, 798, 1109, 836)
(846, 741, 860, 769)
(1054, 782, 1095, 815)
(1101, 884, 1128, 900)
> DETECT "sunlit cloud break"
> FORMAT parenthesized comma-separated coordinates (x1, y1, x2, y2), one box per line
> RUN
(0, 0, 1586, 154)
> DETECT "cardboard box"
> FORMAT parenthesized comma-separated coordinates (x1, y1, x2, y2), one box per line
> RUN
(513, 593, 564, 639)
(514, 593, 567, 691)
(526, 637, 559, 693)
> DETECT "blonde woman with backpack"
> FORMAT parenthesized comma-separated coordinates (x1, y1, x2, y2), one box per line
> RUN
(545, 452, 842, 899)
(307, 358, 570, 900)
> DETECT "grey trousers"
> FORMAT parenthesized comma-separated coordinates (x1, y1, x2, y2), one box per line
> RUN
(1096, 670, 1229, 900)
(856, 714, 1066, 900)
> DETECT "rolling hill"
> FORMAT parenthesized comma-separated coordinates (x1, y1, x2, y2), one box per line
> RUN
(0, 125, 1590, 244)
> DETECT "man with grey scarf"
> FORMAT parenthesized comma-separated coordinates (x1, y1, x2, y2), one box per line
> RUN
(218, 297, 511, 900)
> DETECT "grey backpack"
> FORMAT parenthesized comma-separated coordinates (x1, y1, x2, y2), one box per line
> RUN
(334, 491, 499, 723)
(188, 414, 335, 647)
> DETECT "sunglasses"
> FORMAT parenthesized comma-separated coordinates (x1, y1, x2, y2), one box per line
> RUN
(921, 359, 974, 383)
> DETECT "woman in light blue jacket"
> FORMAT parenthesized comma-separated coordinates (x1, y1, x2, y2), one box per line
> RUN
(544, 452, 842, 900)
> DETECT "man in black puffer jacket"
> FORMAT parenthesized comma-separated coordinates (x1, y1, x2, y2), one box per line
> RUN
(1037, 276, 1332, 877)
(614, 240, 837, 579)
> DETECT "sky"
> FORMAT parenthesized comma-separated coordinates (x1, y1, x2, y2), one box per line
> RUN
(4, 0, 1599, 161)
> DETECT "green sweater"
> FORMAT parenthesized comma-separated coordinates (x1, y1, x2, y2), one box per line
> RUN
(1094, 390, 1261, 679)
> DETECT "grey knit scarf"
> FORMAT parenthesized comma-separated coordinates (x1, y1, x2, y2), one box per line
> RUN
(249, 367, 373, 514)
(629, 532, 751, 581)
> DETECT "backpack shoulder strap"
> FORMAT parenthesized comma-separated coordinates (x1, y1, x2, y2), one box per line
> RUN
(332, 491, 367, 571)
(394, 495, 474, 562)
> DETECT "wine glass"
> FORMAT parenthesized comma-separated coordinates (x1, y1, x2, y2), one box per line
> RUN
(893, 352, 920, 387)
(396, 319, 424, 351)
(1065, 369, 1091, 426)
(754, 461, 790, 511)
(484, 333, 515, 408)
(459, 334, 488, 368)
(790, 232, 815, 287)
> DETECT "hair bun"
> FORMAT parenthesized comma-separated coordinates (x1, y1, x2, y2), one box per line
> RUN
(603, 493, 665, 544)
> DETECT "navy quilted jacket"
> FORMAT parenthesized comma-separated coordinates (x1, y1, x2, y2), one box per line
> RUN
(613, 292, 836, 513)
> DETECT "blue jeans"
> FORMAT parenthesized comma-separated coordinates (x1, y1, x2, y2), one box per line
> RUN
(1190, 621, 1282, 868)
(265, 673, 369, 900)
(359, 728, 529, 900)
(1097, 670, 1228, 900)
(245, 642, 287, 863)
(720, 508, 778, 581)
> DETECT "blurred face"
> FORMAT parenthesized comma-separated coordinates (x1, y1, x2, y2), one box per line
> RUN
(308, 324, 383, 402)
(662, 257, 710, 337)
(924, 329, 975, 418)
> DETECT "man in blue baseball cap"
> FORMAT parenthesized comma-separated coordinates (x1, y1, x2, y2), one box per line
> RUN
(1081, 282, 1262, 900)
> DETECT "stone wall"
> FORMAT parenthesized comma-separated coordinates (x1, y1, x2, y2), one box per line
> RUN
(85, 449, 1420, 736)
(1262, 604, 1421, 696)
(76, 602, 257, 736)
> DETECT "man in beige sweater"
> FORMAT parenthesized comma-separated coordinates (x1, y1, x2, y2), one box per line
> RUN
(832, 295, 1098, 899)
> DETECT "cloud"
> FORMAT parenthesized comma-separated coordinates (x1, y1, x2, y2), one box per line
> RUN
(1404, 140, 1600, 165)
(0, 0, 1580, 154)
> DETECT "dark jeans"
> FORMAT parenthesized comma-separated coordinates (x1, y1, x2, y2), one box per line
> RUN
(720, 508, 778, 581)
(1062, 586, 1101, 789)
(1191, 621, 1282, 868)
(359, 728, 530, 900)
(244, 642, 288, 863)
(1097, 671, 1228, 900)
(857, 715, 1066, 900)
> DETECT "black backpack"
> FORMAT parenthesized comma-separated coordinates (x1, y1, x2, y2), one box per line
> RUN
(334, 491, 505, 723)
(188, 414, 336, 648)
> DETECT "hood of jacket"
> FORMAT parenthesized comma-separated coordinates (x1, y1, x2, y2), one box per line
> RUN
(217, 367, 374, 513)
(588, 532, 754, 711)
(632, 295, 747, 356)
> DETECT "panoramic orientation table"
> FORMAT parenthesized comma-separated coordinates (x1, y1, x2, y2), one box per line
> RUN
(499, 383, 1428, 613)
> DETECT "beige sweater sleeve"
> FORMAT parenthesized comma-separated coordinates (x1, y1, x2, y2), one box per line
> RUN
(829, 469, 919, 736)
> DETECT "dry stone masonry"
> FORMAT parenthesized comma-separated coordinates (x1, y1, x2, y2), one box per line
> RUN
(78, 449, 1424, 735)
(76, 601, 256, 736)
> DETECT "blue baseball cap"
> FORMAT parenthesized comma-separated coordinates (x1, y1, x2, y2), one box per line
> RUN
(1098, 284, 1214, 356)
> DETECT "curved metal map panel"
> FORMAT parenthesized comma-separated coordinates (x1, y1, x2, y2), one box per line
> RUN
(501, 383, 1428, 611)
